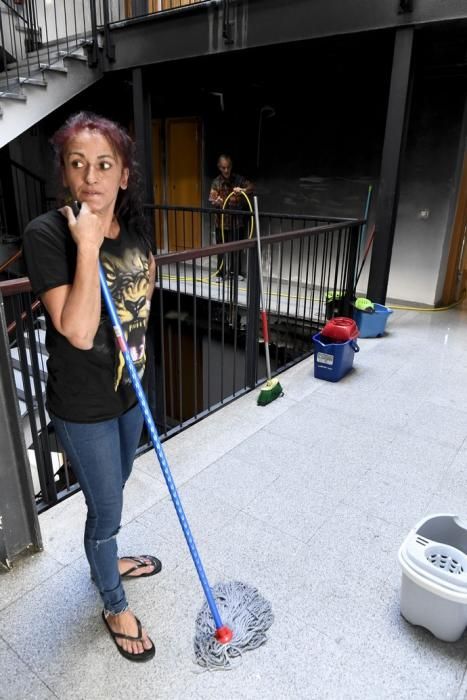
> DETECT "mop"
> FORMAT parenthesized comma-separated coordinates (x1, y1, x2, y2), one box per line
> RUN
(98, 263, 273, 670)
(253, 195, 284, 406)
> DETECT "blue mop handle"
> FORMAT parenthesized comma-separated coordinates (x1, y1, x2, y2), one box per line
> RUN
(98, 264, 224, 632)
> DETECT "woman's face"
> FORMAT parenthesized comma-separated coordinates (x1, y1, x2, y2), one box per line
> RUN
(62, 128, 129, 216)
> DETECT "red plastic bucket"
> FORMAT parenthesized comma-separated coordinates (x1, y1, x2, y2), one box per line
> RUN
(321, 316, 359, 342)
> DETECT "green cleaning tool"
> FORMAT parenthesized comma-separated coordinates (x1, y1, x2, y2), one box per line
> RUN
(355, 297, 375, 313)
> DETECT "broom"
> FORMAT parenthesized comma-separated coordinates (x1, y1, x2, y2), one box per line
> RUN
(98, 263, 273, 669)
(253, 195, 284, 406)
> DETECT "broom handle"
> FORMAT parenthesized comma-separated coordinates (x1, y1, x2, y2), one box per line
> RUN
(98, 264, 224, 632)
(353, 224, 376, 296)
(253, 196, 272, 381)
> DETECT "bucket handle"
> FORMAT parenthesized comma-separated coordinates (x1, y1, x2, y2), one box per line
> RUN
(351, 341, 360, 353)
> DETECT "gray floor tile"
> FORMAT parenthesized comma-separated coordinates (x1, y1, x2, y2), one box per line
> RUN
(306, 504, 403, 585)
(0, 549, 65, 613)
(342, 468, 433, 528)
(0, 637, 57, 700)
(263, 401, 348, 446)
(121, 464, 169, 524)
(309, 387, 425, 432)
(243, 473, 333, 542)
(402, 401, 467, 450)
(374, 431, 458, 489)
(205, 510, 305, 584)
(39, 491, 88, 565)
(135, 479, 244, 551)
(185, 451, 282, 510)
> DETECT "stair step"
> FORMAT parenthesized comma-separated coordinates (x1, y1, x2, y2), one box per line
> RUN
(39, 62, 68, 74)
(0, 91, 26, 101)
(58, 50, 88, 62)
(23, 327, 47, 354)
(18, 77, 47, 87)
(27, 449, 64, 497)
(10, 352, 48, 383)
(13, 367, 46, 401)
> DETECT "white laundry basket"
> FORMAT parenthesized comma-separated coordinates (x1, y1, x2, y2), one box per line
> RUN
(398, 513, 467, 642)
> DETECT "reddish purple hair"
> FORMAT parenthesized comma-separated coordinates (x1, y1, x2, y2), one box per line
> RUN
(51, 111, 134, 169)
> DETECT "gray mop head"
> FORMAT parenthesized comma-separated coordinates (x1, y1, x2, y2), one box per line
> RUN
(193, 580, 274, 670)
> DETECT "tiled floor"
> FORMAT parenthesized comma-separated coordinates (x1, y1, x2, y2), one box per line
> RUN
(2, 307, 467, 699)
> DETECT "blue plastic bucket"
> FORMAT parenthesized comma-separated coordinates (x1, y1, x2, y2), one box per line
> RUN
(312, 333, 359, 382)
(353, 303, 393, 338)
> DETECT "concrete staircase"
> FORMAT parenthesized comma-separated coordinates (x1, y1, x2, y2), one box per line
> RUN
(0, 47, 102, 149)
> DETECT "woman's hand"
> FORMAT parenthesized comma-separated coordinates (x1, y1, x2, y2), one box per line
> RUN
(59, 201, 105, 251)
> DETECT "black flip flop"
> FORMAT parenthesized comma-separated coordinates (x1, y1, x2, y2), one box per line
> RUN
(119, 555, 162, 579)
(102, 611, 155, 662)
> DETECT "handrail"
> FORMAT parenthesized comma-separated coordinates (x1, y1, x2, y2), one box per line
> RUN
(0, 270, 41, 336)
(0, 0, 29, 24)
(0, 275, 32, 296)
(0, 219, 363, 292)
(148, 203, 354, 223)
(7, 299, 41, 335)
(0, 248, 22, 275)
(156, 219, 364, 264)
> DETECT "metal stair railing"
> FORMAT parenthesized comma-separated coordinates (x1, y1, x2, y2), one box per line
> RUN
(0, 0, 99, 95)
(0, 275, 78, 512)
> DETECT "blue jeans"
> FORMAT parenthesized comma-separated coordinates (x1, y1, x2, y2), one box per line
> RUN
(51, 403, 144, 614)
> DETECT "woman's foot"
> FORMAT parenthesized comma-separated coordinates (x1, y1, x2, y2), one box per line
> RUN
(103, 609, 155, 661)
(118, 555, 162, 579)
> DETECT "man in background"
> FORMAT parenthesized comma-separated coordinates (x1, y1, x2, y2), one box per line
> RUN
(209, 154, 254, 281)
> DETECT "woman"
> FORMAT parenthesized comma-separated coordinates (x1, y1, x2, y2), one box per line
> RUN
(23, 112, 159, 662)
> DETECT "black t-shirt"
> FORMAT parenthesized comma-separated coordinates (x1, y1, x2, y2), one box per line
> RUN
(23, 209, 151, 422)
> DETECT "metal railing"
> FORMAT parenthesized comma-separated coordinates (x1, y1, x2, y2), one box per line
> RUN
(103, 0, 209, 25)
(148, 203, 350, 254)
(10, 160, 47, 236)
(0, 217, 361, 511)
(150, 219, 361, 438)
(0, 0, 96, 93)
(0, 0, 218, 93)
(0, 277, 79, 512)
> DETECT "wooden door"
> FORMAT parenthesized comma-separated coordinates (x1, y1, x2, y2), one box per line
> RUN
(442, 153, 467, 304)
(166, 117, 201, 250)
(125, 1, 160, 17)
(161, 0, 199, 9)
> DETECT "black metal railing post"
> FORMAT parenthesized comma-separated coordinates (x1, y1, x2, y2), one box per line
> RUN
(222, 0, 233, 44)
(0, 290, 42, 569)
(88, 0, 100, 67)
(101, 0, 116, 63)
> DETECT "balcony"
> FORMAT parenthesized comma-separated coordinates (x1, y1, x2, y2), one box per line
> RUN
(2, 305, 467, 696)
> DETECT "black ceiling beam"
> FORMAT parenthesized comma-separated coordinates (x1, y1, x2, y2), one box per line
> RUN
(104, 0, 467, 73)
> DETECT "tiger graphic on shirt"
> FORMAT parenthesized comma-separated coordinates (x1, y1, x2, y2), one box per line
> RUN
(101, 248, 150, 390)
